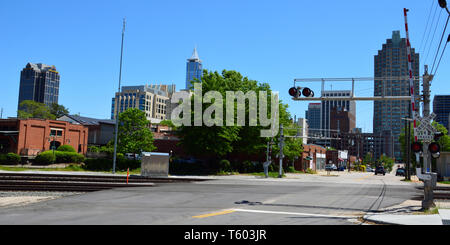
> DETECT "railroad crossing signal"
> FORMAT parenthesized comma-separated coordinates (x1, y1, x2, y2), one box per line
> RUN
(413, 112, 437, 141)
(429, 142, 441, 159)
(288, 87, 315, 99)
(411, 142, 423, 153)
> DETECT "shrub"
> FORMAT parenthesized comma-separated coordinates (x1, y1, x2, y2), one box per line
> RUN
(6, 153, 21, 165)
(57, 145, 76, 152)
(34, 151, 85, 165)
(219, 159, 231, 172)
(88, 145, 100, 153)
(34, 151, 56, 165)
(0, 153, 21, 165)
(56, 151, 85, 163)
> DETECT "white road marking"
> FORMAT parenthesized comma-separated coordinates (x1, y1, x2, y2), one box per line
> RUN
(233, 208, 359, 219)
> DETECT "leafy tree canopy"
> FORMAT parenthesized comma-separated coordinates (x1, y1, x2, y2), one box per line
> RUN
(117, 108, 156, 155)
(18, 100, 56, 120)
(50, 103, 69, 118)
(177, 69, 302, 159)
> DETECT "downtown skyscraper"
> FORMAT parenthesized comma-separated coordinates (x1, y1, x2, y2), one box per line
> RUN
(433, 95, 450, 131)
(17, 63, 60, 110)
(373, 31, 420, 161)
(185, 47, 203, 90)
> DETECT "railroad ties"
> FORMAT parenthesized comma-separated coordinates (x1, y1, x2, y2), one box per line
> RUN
(0, 173, 205, 192)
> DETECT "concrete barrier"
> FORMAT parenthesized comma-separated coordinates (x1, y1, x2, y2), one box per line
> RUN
(141, 152, 170, 178)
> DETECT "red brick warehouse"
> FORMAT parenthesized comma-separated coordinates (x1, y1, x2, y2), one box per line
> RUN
(0, 118, 88, 156)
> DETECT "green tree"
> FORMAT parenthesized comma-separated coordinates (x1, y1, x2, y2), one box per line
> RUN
(432, 122, 450, 152)
(18, 100, 55, 119)
(159, 119, 177, 130)
(117, 108, 156, 155)
(362, 152, 374, 167)
(49, 103, 69, 118)
(177, 70, 297, 163)
(378, 154, 394, 172)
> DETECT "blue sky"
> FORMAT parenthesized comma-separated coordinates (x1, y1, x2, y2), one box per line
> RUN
(0, 0, 449, 133)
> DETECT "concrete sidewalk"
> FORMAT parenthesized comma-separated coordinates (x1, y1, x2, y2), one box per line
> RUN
(363, 200, 450, 225)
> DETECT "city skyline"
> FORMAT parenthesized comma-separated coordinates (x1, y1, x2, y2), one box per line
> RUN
(0, 0, 448, 134)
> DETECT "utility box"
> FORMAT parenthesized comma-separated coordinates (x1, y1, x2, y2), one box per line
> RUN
(141, 152, 170, 178)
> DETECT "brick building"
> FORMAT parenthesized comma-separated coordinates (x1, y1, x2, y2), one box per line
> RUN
(296, 144, 327, 171)
(0, 119, 88, 156)
(330, 106, 355, 133)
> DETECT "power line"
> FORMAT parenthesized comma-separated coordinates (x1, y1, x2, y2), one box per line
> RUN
(433, 34, 450, 77)
(419, 0, 437, 53)
(421, 3, 439, 55)
(431, 15, 450, 74)
(424, 9, 444, 65)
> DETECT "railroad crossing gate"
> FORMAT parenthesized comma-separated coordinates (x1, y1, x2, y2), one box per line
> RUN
(414, 112, 437, 142)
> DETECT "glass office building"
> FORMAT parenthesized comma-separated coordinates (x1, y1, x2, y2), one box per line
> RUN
(373, 31, 420, 161)
(18, 63, 60, 111)
(186, 48, 203, 90)
(433, 95, 450, 131)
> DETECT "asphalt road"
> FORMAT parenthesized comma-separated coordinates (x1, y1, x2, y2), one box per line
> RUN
(0, 171, 422, 225)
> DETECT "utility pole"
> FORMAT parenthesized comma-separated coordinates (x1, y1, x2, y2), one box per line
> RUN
(112, 18, 126, 174)
(421, 67, 436, 209)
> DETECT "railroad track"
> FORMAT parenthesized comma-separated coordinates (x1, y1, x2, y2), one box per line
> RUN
(0, 172, 206, 192)
(415, 186, 450, 200)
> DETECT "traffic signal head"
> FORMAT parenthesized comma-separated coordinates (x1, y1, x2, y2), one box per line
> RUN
(288, 87, 298, 97)
(302, 87, 315, 97)
(411, 142, 422, 153)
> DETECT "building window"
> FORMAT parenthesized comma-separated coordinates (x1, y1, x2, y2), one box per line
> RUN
(50, 129, 63, 137)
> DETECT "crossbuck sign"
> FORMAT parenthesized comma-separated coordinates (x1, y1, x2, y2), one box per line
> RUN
(414, 112, 437, 142)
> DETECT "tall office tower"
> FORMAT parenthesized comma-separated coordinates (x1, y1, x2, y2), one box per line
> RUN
(305, 103, 321, 131)
(17, 63, 60, 110)
(433, 95, 450, 131)
(185, 47, 203, 90)
(373, 30, 420, 161)
(111, 85, 170, 124)
(320, 90, 356, 138)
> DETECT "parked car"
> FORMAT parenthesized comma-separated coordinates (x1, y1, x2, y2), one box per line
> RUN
(325, 164, 337, 171)
(396, 168, 406, 176)
(375, 166, 386, 175)
(337, 166, 345, 171)
(366, 166, 374, 172)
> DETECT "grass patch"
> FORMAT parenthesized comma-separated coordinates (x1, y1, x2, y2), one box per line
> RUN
(423, 207, 439, 215)
(0, 164, 87, 172)
(439, 181, 450, 185)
